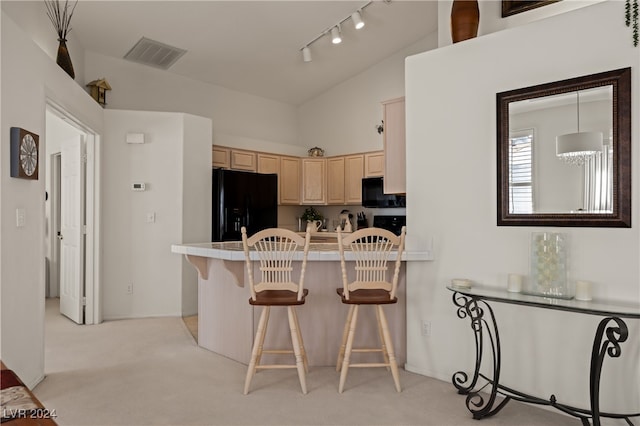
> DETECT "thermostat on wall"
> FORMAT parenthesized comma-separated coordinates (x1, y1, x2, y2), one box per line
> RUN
(131, 182, 146, 191)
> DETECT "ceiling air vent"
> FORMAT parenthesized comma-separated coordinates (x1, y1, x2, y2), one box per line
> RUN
(123, 37, 187, 70)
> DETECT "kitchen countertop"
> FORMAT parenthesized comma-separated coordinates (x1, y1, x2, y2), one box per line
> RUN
(171, 240, 433, 262)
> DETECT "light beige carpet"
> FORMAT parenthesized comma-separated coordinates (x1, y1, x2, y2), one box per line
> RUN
(36, 298, 579, 426)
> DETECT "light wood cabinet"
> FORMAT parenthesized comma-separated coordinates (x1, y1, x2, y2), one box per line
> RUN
(382, 97, 406, 194)
(230, 149, 257, 171)
(327, 157, 345, 204)
(320, 154, 364, 205)
(212, 145, 381, 205)
(301, 158, 326, 205)
(344, 154, 364, 204)
(364, 151, 384, 177)
(212, 146, 230, 169)
(257, 153, 280, 175)
(212, 146, 257, 172)
(280, 156, 301, 205)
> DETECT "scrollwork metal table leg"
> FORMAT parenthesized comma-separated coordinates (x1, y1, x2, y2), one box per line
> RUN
(589, 317, 628, 426)
(450, 292, 511, 419)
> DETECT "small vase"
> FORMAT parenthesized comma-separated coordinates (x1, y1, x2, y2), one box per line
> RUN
(450, 0, 480, 43)
(56, 39, 75, 79)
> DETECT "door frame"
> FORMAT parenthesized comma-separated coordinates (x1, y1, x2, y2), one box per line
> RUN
(46, 101, 102, 324)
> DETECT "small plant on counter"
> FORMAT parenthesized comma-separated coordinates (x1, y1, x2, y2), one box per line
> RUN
(301, 206, 323, 222)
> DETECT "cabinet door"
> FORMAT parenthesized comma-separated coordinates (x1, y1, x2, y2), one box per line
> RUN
(230, 149, 257, 171)
(301, 158, 326, 205)
(212, 146, 230, 168)
(280, 156, 301, 205)
(345, 154, 364, 204)
(364, 151, 384, 177)
(383, 97, 406, 193)
(257, 153, 280, 175)
(327, 157, 345, 204)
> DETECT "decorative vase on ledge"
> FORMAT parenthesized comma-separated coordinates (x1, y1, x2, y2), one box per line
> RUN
(56, 38, 75, 79)
(450, 0, 480, 43)
(527, 232, 570, 299)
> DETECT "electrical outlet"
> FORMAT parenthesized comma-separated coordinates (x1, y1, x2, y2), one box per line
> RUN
(421, 320, 431, 337)
(127, 283, 133, 294)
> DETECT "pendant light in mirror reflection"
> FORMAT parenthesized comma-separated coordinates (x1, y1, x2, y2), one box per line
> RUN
(555, 91, 603, 166)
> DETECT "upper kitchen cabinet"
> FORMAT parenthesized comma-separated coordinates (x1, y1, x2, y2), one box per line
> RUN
(280, 156, 301, 205)
(212, 146, 256, 172)
(212, 146, 230, 168)
(364, 151, 384, 177)
(230, 149, 257, 171)
(344, 154, 364, 204)
(301, 158, 326, 205)
(382, 97, 406, 194)
(327, 157, 345, 204)
(257, 153, 280, 175)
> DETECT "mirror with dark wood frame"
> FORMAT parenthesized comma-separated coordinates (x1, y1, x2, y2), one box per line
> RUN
(497, 67, 631, 227)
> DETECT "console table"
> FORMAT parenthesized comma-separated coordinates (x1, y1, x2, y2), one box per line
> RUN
(447, 285, 640, 426)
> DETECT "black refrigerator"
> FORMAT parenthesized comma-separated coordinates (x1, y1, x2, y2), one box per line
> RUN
(212, 169, 278, 241)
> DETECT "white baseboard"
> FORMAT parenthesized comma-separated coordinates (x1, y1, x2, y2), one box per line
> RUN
(404, 363, 452, 384)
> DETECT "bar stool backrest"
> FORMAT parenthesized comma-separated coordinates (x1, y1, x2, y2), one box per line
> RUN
(337, 226, 406, 301)
(241, 227, 311, 301)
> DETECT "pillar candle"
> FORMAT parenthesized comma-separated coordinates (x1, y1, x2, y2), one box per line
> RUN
(507, 274, 522, 293)
(575, 280, 592, 301)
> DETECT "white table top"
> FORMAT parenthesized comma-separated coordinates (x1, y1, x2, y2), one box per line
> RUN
(171, 241, 433, 262)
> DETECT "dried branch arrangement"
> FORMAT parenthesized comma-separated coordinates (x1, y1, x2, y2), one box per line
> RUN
(45, 0, 78, 41)
(626, 0, 639, 47)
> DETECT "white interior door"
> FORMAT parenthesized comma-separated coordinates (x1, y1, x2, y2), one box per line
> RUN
(59, 135, 86, 324)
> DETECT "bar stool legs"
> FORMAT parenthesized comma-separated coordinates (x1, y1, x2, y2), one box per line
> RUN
(244, 306, 308, 395)
(244, 306, 270, 395)
(336, 305, 401, 393)
(287, 306, 308, 394)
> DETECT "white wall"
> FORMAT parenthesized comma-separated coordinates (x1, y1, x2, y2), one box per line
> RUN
(85, 52, 304, 157)
(102, 110, 211, 320)
(406, 0, 639, 412)
(0, 12, 103, 388)
(298, 34, 437, 156)
(181, 114, 213, 316)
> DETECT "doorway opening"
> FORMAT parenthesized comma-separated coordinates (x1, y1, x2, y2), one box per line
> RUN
(45, 102, 101, 325)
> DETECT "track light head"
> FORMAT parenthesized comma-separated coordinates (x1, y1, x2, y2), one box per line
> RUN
(351, 11, 365, 29)
(331, 26, 342, 44)
(302, 46, 312, 63)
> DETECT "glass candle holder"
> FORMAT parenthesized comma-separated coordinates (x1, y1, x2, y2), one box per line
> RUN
(527, 232, 570, 299)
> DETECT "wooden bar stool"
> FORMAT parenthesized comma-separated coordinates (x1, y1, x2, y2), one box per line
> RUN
(335, 226, 406, 393)
(241, 226, 311, 395)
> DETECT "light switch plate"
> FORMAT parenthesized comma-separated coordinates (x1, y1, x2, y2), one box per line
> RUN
(16, 208, 25, 227)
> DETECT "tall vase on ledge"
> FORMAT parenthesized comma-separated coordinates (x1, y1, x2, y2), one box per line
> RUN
(528, 232, 569, 299)
(450, 0, 480, 43)
(56, 39, 75, 79)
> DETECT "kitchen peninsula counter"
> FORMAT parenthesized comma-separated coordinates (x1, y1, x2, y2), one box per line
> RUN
(172, 241, 432, 367)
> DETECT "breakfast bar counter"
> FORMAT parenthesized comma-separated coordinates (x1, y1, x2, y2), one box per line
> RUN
(172, 241, 432, 367)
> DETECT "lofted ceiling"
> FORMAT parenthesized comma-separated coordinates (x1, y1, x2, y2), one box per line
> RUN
(7, 1, 439, 105)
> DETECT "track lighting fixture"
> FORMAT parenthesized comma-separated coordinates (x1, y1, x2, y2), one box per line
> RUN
(351, 11, 365, 30)
(299, 1, 375, 63)
(331, 26, 342, 44)
(302, 46, 312, 63)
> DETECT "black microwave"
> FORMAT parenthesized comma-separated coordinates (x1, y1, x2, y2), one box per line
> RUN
(361, 177, 406, 208)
